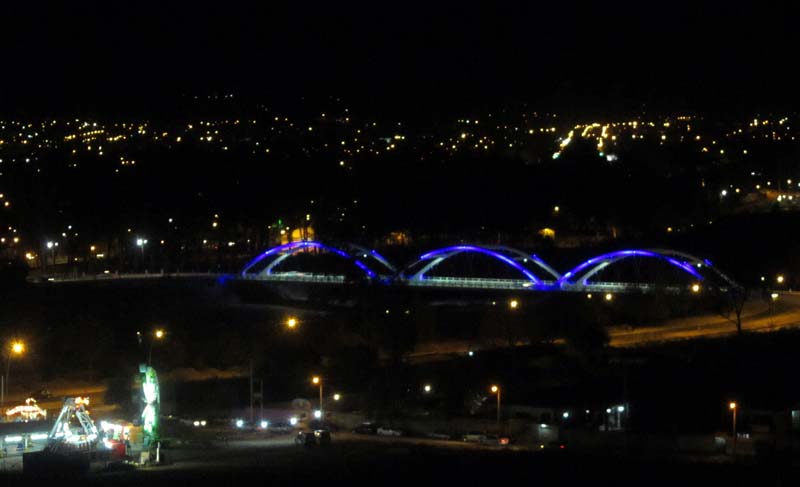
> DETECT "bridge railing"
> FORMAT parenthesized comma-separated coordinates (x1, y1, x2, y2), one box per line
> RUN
(400, 276, 556, 290)
(239, 273, 346, 283)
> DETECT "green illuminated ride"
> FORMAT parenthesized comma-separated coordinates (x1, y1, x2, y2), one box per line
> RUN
(139, 364, 160, 447)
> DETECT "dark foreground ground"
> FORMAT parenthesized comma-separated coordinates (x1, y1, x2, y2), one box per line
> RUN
(5, 435, 800, 487)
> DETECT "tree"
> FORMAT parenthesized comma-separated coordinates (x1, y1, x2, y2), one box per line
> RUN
(718, 286, 748, 334)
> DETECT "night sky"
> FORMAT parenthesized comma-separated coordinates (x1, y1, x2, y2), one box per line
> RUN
(1, 1, 798, 116)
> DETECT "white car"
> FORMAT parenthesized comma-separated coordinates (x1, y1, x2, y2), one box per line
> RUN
(462, 431, 487, 442)
(377, 426, 403, 436)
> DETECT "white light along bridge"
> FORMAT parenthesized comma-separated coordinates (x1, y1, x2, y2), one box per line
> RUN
(237, 241, 741, 294)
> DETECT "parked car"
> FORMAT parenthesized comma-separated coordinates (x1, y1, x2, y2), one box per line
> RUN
(462, 431, 487, 442)
(376, 426, 403, 437)
(269, 422, 295, 434)
(535, 441, 567, 452)
(480, 435, 511, 446)
(353, 423, 377, 435)
(426, 431, 452, 440)
(295, 428, 332, 447)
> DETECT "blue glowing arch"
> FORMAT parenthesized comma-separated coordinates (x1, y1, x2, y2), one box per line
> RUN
(345, 244, 397, 274)
(557, 249, 704, 287)
(240, 241, 378, 279)
(404, 245, 556, 285)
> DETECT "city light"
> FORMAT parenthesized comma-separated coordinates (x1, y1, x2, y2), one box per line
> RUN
(691, 283, 701, 293)
(235, 419, 244, 428)
(286, 317, 298, 328)
(491, 385, 499, 393)
(11, 341, 24, 355)
(154, 329, 165, 339)
(509, 299, 519, 309)
(312, 376, 320, 385)
(605, 293, 613, 301)
(313, 410, 322, 419)
(289, 417, 298, 426)
(729, 402, 737, 410)
(424, 384, 432, 393)
(260, 420, 269, 429)
(333, 393, 341, 401)
(777, 275, 785, 284)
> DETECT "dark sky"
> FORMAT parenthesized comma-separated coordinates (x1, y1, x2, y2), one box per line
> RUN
(1, 1, 797, 116)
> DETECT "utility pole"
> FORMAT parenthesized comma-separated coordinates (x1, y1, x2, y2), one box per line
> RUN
(249, 359, 254, 424)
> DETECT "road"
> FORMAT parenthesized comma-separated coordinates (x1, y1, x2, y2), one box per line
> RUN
(407, 293, 800, 362)
(4, 431, 797, 486)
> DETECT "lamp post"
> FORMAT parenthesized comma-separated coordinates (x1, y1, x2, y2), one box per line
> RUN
(149, 329, 165, 365)
(136, 238, 148, 270)
(2, 340, 25, 406)
(729, 402, 737, 456)
(491, 385, 501, 427)
(286, 317, 298, 330)
(312, 376, 323, 416)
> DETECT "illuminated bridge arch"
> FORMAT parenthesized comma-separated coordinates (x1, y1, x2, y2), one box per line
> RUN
(240, 241, 393, 282)
(401, 244, 560, 290)
(557, 248, 735, 291)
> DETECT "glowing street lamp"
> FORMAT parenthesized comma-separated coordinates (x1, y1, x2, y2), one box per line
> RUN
(2, 340, 26, 406)
(149, 328, 166, 365)
(777, 275, 785, 284)
(286, 317, 298, 329)
(605, 293, 613, 302)
(136, 237, 148, 263)
(312, 376, 323, 415)
(509, 299, 519, 309)
(691, 283, 701, 293)
(729, 402, 738, 456)
(490, 385, 501, 426)
(424, 384, 432, 393)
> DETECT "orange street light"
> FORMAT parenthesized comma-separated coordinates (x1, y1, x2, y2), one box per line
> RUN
(312, 376, 323, 414)
(3, 340, 26, 406)
(286, 317, 298, 329)
(729, 402, 738, 456)
(509, 299, 519, 309)
(490, 385, 501, 426)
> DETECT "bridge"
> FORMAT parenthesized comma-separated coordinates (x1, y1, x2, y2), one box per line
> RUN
(238, 241, 741, 294)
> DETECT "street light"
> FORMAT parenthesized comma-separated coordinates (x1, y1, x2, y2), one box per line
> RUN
(136, 238, 148, 264)
(490, 385, 501, 427)
(286, 317, 298, 329)
(691, 283, 701, 293)
(605, 293, 613, 301)
(424, 384, 432, 393)
(729, 402, 737, 456)
(509, 299, 519, 309)
(777, 275, 785, 284)
(312, 376, 323, 416)
(2, 340, 25, 406)
(333, 393, 341, 401)
(149, 329, 165, 365)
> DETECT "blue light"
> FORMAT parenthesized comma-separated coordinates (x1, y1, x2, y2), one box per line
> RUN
(558, 249, 704, 286)
(241, 241, 377, 279)
(416, 245, 543, 284)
